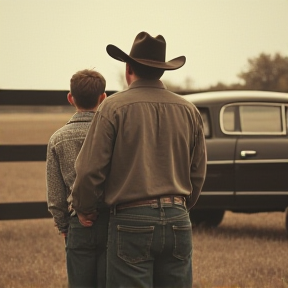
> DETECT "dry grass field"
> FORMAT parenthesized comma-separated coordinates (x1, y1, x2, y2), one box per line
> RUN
(1, 111, 288, 288)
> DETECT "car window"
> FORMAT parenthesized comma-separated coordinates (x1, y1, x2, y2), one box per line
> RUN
(198, 108, 210, 137)
(221, 103, 286, 135)
(240, 105, 282, 133)
(222, 106, 236, 132)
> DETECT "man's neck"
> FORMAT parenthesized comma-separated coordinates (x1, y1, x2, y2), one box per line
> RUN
(127, 74, 140, 86)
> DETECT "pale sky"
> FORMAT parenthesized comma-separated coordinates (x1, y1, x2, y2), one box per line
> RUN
(0, 0, 287, 91)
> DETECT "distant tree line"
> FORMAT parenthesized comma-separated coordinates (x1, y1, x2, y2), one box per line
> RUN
(166, 53, 288, 93)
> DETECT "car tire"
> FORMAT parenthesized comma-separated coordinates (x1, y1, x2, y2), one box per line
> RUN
(189, 209, 225, 227)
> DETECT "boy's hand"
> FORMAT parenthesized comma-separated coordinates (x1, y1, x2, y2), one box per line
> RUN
(77, 212, 98, 227)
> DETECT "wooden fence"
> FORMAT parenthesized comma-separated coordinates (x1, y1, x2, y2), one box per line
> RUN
(0, 89, 116, 220)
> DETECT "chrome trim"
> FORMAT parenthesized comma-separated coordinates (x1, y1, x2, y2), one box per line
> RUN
(222, 131, 286, 136)
(201, 191, 288, 196)
(220, 102, 288, 136)
(235, 159, 288, 164)
(281, 105, 287, 134)
(236, 191, 288, 195)
(207, 160, 234, 165)
(207, 159, 288, 164)
(201, 191, 234, 196)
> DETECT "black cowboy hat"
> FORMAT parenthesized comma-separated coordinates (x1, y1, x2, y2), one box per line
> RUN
(106, 31, 186, 70)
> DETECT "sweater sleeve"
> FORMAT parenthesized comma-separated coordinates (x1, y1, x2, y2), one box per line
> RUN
(46, 141, 70, 233)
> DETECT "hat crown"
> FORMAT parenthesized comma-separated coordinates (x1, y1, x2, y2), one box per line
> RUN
(129, 32, 166, 63)
(106, 31, 185, 70)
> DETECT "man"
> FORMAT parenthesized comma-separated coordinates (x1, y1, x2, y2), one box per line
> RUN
(46, 69, 108, 288)
(71, 32, 207, 288)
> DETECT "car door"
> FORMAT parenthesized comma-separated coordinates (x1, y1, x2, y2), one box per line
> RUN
(230, 103, 288, 210)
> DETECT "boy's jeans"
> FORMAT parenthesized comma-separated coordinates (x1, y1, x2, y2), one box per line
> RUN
(66, 208, 109, 288)
(106, 203, 193, 288)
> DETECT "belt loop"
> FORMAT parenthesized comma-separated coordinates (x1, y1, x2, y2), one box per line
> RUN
(182, 196, 186, 208)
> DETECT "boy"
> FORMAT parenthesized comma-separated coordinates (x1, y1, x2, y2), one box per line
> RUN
(46, 69, 108, 288)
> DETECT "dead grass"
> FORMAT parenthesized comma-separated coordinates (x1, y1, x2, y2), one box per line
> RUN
(0, 212, 287, 288)
(0, 112, 73, 144)
(1, 113, 288, 288)
(0, 219, 67, 288)
(0, 162, 47, 202)
(193, 212, 288, 288)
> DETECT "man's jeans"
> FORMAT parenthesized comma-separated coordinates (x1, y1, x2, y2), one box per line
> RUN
(106, 203, 193, 288)
(66, 208, 110, 288)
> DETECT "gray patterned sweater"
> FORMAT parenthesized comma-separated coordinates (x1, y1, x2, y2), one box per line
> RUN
(46, 112, 95, 233)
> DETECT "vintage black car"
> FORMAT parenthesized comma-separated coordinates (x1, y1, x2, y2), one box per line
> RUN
(182, 90, 288, 231)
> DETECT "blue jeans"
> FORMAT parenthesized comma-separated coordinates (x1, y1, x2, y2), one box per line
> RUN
(66, 208, 109, 288)
(106, 203, 192, 288)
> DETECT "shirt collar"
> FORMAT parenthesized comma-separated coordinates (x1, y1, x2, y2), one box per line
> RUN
(66, 111, 95, 124)
(128, 79, 166, 90)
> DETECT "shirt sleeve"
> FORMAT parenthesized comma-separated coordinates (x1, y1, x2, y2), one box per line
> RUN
(187, 112, 207, 210)
(70, 111, 115, 214)
(46, 141, 70, 233)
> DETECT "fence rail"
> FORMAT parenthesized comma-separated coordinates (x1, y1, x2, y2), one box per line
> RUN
(0, 202, 51, 220)
(0, 89, 117, 220)
(0, 145, 47, 162)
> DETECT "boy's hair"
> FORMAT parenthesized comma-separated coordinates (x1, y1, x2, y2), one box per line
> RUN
(129, 61, 164, 80)
(70, 69, 106, 109)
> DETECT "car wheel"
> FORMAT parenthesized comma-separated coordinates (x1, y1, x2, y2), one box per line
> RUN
(189, 209, 225, 227)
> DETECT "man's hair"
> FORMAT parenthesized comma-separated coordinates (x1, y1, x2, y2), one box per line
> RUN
(129, 61, 164, 80)
(70, 69, 106, 109)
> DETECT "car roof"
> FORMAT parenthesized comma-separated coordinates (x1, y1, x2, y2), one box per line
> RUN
(182, 90, 288, 105)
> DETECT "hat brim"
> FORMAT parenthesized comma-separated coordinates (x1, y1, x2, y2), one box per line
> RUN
(106, 44, 186, 70)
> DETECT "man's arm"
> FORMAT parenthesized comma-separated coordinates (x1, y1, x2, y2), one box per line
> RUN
(187, 113, 207, 210)
(70, 111, 114, 214)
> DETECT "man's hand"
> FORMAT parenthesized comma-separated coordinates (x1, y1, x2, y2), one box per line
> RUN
(77, 212, 98, 227)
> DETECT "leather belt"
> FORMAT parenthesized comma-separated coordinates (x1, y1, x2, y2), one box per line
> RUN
(115, 196, 186, 211)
